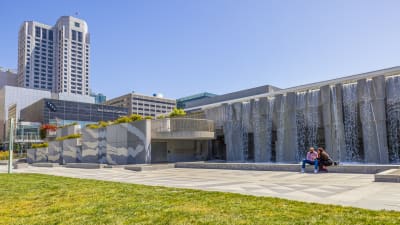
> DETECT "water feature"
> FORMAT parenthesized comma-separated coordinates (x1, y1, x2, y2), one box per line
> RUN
(275, 95, 286, 162)
(342, 83, 362, 162)
(386, 76, 400, 163)
(330, 86, 342, 161)
(295, 91, 307, 161)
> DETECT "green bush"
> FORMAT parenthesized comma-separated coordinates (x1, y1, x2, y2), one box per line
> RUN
(129, 114, 143, 122)
(144, 116, 153, 120)
(113, 116, 132, 124)
(169, 108, 186, 117)
(55, 133, 81, 141)
(86, 121, 110, 129)
(31, 143, 49, 149)
(156, 115, 166, 119)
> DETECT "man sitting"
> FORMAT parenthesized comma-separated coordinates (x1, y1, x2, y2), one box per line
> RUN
(317, 147, 334, 172)
(301, 147, 319, 173)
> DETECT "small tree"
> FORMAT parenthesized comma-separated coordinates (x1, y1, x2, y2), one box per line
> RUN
(169, 108, 186, 117)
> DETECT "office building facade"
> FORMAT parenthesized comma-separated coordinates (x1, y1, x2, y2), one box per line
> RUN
(106, 93, 176, 117)
(17, 16, 90, 95)
(0, 68, 18, 88)
(21, 98, 128, 126)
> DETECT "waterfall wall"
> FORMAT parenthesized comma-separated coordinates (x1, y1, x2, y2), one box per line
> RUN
(205, 74, 399, 164)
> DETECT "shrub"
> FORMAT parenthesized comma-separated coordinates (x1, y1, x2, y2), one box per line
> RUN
(144, 116, 153, 120)
(56, 133, 81, 141)
(113, 116, 132, 124)
(31, 142, 49, 149)
(0, 151, 9, 160)
(129, 114, 143, 122)
(157, 115, 166, 119)
(169, 108, 186, 117)
(86, 121, 110, 129)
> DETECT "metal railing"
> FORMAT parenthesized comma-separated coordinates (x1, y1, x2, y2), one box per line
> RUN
(14, 134, 42, 143)
(151, 118, 214, 133)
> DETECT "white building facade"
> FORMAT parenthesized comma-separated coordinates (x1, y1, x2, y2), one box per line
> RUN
(17, 16, 90, 95)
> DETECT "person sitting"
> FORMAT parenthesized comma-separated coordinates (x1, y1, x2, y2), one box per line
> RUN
(317, 147, 333, 172)
(301, 147, 319, 173)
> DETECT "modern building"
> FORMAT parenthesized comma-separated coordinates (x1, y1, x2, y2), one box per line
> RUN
(17, 16, 90, 95)
(0, 68, 17, 88)
(90, 92, 106, 104)
(185, 67, 400, 164)
(0, 85, 94, 141)
(21, 98, 129, 126)
(184, 85, 281, 110)
(177, 92, 217, 109)
(0, 85, 52, 141)
(106, 92, 176, 117)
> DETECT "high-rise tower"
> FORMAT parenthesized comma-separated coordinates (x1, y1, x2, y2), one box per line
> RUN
(17, 16, 90, 95)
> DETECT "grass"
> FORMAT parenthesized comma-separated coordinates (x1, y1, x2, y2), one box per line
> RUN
(0, 174, 399, 225)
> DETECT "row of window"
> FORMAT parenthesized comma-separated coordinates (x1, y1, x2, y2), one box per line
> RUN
(35, 26, 53, 40)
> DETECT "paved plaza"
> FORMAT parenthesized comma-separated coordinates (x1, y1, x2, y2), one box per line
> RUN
(1, 165, 400, 211)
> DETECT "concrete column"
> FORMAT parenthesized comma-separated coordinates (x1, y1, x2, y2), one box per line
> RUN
(333, 84, 346, 162)
(253, 97, 268, 162)
(372, 76, 389, 163)
(358, 77, 389, 163)
(283, 92, 297, 162)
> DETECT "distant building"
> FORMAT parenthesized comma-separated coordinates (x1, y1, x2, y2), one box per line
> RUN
(17, 16, 90, 95)
(21, 98, 128, 126)
(177, 92, 217, 109)
(90, 92, 106, 104)
(0, 85, 94, 141)
(106, 92, 176, 117)
(185, 85, 281, 110)
(0, 68, 18, 88)
(0, 86, 52, 141)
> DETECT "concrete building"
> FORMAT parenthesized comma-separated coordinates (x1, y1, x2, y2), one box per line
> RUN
(0, 85, 94, 141)
(185, 67, 400, 164)
(0, 68, 17, 88)
(106, 92, 176, 117)
(185, 85, 280, 110)
(177, 92, 217, 109)
(21, 98, 128, 126)
(0, 86, 51, 141)
(17, 16, 90, 95)
(27, 118, 215, 165)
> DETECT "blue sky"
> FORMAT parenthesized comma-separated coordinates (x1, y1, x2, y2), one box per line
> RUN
(1, 0, 400, 99)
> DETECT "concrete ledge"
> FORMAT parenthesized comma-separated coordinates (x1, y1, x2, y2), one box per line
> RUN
(0, 160, 9, 165)
(125, 164, 175, 172)
(14, 163, 29, 169)
(175, 162, 400, 174)
(31, 163, 59, 167)
(375, 169, 400, 182)
(64, 163, 101, 169)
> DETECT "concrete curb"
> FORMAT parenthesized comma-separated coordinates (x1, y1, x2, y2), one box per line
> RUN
(175, 162, 400, 174)
(375, 169, 400, 182)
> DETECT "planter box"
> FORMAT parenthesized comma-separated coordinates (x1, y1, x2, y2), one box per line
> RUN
(81, 128, 106, 163)
(35, 147, 48, 163)
(57, 124, 81, 138)
(27, 148, 36, 163)
(62, 138, 81, 164)
(48, 141, 61, 163)
(106, 121, 151, 165)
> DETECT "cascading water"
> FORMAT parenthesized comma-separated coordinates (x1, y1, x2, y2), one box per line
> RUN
(276, 95, 286, 162)
(295, 92, 307, 161)
(241, 102, 251, 160)
(386, 76, 400, 163)
(306, 90, 320, 149)
(266, 98, 275, 161)
(342, 83, 362, 162)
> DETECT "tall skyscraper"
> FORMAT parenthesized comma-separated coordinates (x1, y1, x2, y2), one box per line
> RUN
(17, 16, 90, 95)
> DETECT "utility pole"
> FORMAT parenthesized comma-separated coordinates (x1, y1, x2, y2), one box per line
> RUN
(8, 118, 14, 174)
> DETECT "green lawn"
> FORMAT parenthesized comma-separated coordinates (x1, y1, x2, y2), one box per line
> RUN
(0, 174, 399, 225)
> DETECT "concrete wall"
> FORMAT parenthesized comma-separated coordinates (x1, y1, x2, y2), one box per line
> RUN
(164, 140, 208, 162)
